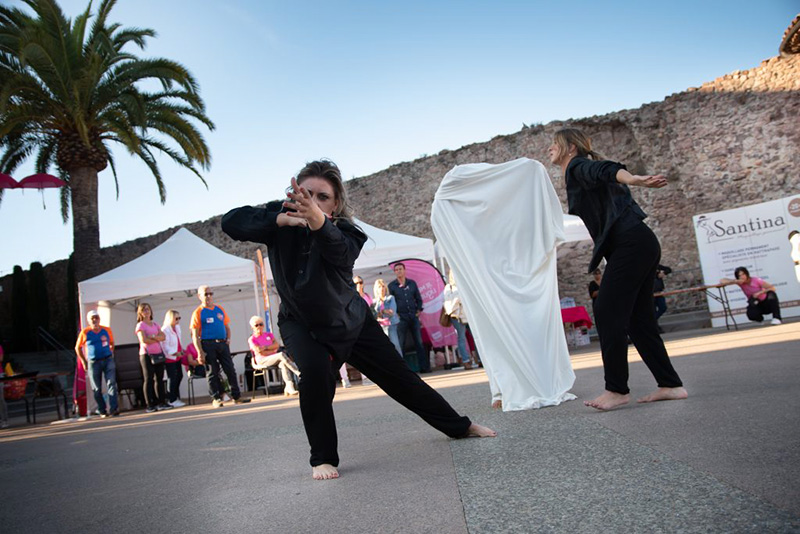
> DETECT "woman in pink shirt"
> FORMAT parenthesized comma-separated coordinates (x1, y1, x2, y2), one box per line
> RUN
(247, 316, 300, 396)
(721, 266, 782, 325)
(135, 303, 171, 412)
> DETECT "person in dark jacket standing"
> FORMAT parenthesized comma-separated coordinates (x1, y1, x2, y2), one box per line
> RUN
(388, 263, 430, 373)
(221, 160, 495, 481)
(548, 129, 687, 411)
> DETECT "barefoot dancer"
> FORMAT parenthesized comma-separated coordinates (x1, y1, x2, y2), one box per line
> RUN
(222, 160, 495, 480)
(548, 129, 687, 411)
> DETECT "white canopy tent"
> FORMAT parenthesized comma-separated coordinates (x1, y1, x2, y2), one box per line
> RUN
(78, 228, 261, 406)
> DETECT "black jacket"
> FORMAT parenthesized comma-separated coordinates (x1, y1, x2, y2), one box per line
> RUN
(221, 202, 369, 359)
(565, 157, 647, 272)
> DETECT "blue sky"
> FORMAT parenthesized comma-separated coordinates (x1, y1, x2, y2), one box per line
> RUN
(0, 0, 796, 276)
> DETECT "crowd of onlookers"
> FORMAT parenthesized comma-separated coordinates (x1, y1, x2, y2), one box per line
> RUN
(72, 273, 482, 418)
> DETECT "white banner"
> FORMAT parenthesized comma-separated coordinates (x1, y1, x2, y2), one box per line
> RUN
(693, 195, 800, 327)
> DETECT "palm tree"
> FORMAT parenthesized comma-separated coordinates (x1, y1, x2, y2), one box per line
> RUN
(0, 0, 215, 283)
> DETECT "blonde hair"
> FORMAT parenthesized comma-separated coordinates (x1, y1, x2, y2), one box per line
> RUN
(249, 315, 264, 329)
(136, 302, 153, 323)
(163, 309, 179, 326)
(553, 128, 604, 161)
(373, 278, 388, 301)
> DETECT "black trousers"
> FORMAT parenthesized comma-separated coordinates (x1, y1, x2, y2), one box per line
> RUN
(201, 340, 241, 401)
(279, 315, 471, 467)
(746, 292, 781, 322)
(139, 353, 166, 409)
(594, 223, 683, 394)
(165, 361, 183, 402)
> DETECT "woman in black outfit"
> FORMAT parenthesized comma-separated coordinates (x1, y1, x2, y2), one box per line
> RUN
(548, 129, 688, 411)
(221, 160, 495, 480)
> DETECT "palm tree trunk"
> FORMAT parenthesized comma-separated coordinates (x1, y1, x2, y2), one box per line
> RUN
(69, 166, 102, 284)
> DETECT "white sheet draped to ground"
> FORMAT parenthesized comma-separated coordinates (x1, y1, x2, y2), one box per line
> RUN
(431, 158, 576, 411)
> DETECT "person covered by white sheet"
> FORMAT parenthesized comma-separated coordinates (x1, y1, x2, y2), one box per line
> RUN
(431, 158, 577, 411)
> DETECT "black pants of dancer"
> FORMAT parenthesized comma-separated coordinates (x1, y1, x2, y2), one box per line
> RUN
(746, 292, 781, 322)
(280, 315, 471, 467)
(594, 223, 683, 395)
(201, 340, 241, 401)
(139, 353, 166, 409)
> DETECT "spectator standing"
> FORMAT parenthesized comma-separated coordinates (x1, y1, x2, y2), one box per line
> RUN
(191, 285, 250, 407)
(160, 309, 186, 408)
(443, 269, 472, 370)
(653, 265, 672, 332)
(75, 310, 119, 417)
(373, 279, 402, 355)
(588, 268, 602, 311)
(135, 303, 171, 413)
(388, 263, 430, 373)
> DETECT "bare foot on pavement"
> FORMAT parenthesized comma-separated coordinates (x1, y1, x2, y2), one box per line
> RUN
(637, 387, 688, 404)
(464, 423, 497, 438)
(312, 464, 339, 480)
(584, 391, 630, 411)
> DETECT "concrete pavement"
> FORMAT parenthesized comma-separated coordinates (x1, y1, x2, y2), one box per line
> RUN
(0, 321, 798, 533)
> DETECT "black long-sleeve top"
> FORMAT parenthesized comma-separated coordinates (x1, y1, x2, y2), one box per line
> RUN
(221, 201, 369, 360)
(387, 278, 424, 317)
(565, 157, 647, 273)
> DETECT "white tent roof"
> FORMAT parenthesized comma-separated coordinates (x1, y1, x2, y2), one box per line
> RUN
(78, 227, 257, 304)
(354, 218, 434, 271)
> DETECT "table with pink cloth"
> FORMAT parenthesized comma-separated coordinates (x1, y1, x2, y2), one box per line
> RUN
(560, 306, 593, 329)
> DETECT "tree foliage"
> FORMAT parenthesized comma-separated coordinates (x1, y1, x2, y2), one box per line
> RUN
(0, 0, 215, 281)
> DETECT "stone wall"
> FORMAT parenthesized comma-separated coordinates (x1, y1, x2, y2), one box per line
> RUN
(1, 53, 798, 344)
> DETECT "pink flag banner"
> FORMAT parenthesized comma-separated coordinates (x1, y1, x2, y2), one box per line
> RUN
(390, 259, 457, 347)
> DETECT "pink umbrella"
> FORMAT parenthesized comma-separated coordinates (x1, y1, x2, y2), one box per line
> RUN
(17, 173, 67, 189)
(0, 173, 19, 189)
(16, 173, 67, 208)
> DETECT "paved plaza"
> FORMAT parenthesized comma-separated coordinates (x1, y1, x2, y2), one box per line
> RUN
(0, 321, 798, 533)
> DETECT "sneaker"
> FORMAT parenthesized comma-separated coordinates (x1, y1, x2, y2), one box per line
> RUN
(145, 406, 157, 413)
(93, 409, 108, 418)
(233, 397, 251, 404)
(222, 394, 232, 402)
(157, 404, 173, 411)
(771, 318, 782, 325)
(211, 398, 224, 408)
(0, 421, 9, 429)
(169, 399, 186, 408)
(110, 410, 120, 417)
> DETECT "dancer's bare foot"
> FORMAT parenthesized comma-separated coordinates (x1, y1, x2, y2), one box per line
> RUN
(584, 390, 630, 411)
(463, 423, 497, 438)
(491, 399, 502, 410)
(312, 464, 339, 480)
(637, 387, 688, 404)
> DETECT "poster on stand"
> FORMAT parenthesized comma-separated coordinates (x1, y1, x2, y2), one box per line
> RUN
(693, 195, 800, 327)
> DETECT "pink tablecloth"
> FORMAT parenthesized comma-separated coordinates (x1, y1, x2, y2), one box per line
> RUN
(561, 306, 592, 329)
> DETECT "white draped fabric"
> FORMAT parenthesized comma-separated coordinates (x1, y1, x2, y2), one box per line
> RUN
(431, 158, 577, 411)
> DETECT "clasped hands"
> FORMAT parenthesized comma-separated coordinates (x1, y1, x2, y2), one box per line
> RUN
(277, 177, 326, 231)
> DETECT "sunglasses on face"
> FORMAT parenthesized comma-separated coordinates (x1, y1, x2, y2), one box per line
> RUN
(203, 292, 213, 296)
(254, 322, 264, 327)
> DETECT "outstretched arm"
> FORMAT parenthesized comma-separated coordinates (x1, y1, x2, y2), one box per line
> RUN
(615, 169, 668, 188)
